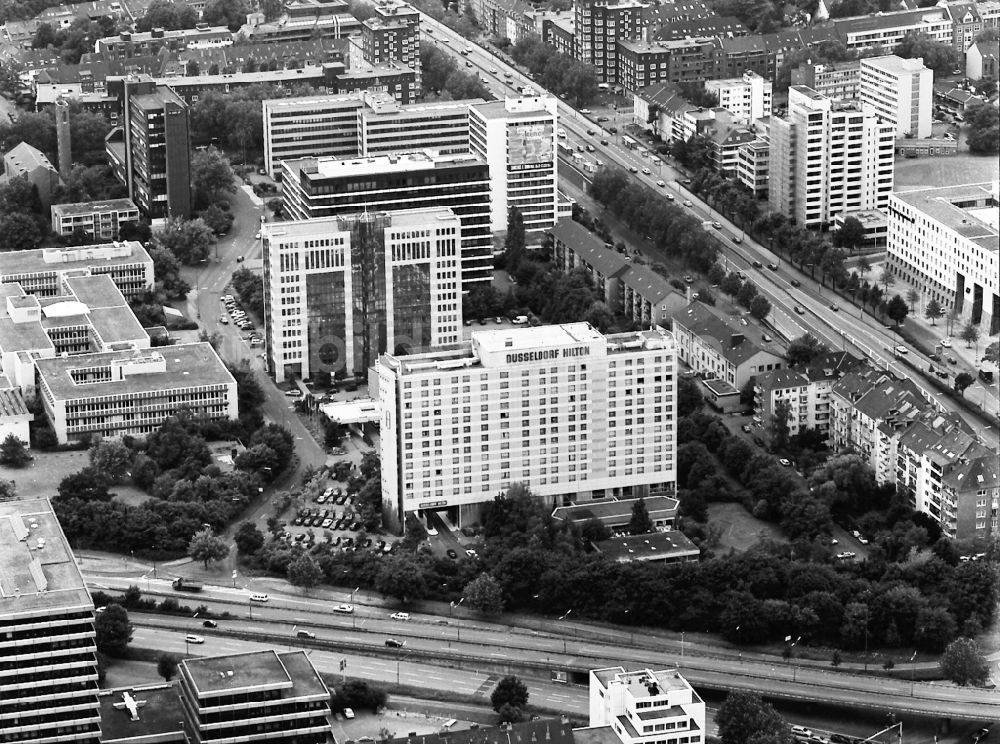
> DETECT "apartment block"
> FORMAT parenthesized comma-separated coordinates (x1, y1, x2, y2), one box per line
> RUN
(469, 97, 559, 235)
(616, 38, 717, 93)
(51, 198, 140, 241)
(262, 92, 479, 178)
(670, 302, 783, 390)
(279, 151, 492, 287)
(0, 497, 101, 744)
(887, 182, 999, 334)
(361, 0, 420, 90)
(705, 71, 772, 124)
(584, 667, 705, 744)
(105, 77, 191, 220)
(832, 6, 954, 50)
(95, 25, 232, 59)
(1, 141, 60, 210)
(769, 85, 894, 229)
(35, 342, 236, 444)
(177, 650, 333, 743)
(574, 0, 649, 83)
(262, 208, 463, 382)
(859, 55, 932, 138)
(754, 352, 861, 438)
(736, 137, 769, 199)
(0, 240, 153, 301)
(334, 62, 416, 105)
(790, 60, 860, 100)
(376, 323, 677, 532)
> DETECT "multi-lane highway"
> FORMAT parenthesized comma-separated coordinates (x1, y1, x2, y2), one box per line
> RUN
(87, 575, 1000, 721)
(423, 17, 998, 449)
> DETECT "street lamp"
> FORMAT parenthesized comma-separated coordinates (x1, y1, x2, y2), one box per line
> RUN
(680, 631, 685, 660)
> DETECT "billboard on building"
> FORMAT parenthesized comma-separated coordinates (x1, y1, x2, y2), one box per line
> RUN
(509, 122, 553, 167)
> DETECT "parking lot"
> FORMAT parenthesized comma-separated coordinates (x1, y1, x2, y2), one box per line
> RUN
(221, 294, 263, 348)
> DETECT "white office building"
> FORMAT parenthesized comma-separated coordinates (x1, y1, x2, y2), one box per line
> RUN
(261, 92, 481, 178)
(263, 208, 463, 382)
(704, 71, 772, 124)
(859, 55, 933, 138)
(469, 96, 560, 235)
(584, 667, 706, 744)
(887, 182, 999, 334)
(376, 323, 676, 532)
(769, 85, 895, 229)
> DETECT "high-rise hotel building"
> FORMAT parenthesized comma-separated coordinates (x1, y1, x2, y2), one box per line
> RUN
(263, 208, 463, 382)
(280, 151, 492, 286)
(376, 323, 677, 532)
(0, 497, 101, 744)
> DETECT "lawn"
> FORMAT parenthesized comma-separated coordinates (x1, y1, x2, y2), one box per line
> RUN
(707, 501, 787, 553)
(0, 449, 150, 506)
(894, 153, 999, 190)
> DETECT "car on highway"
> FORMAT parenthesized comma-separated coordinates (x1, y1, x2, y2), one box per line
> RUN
(895, 345, 908, 354)
(767, 263, 777, 270)
(682, 200, 693, 207)
(597, 116, 610, 122)
(629, 166, 638, 173)
(503, 71, 512, 78)
(385, 638, 406, 648)
(390, 612, 410, 620)
(656, 180, 665, 187)
(580, 108, 592, 114)
(947, 355, 957, 364)
(940, 338, 952, 347)
(185, 634, 205, 644)
(779, 458, 792, 467)
(790, 279, 801, 287)
(600, 138, 609, 145)
(711, 221, 722, 229)
(202, 619, 218, 628)
(608, 126, 618, 134)
(489, 67, 497, 73)
(752, 260, 763, 269)
(249, 593, 269, 602)
(829, 303, 839, 312)
(732, 236, 742, 243)
(333, 604, 354, 614)
(794, 305, 805, 314)
(641, 167, 651, 175)
(297, 629, 316, 639)
(586, 128, 595, 135)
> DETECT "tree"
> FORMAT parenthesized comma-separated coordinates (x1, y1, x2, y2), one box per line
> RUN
(925, 299, 944, 326)
(375, 555, 427, 602)
(0, 434, 30, 467)
(187, 528, 229, 568)
(894, 32, 961, 77)
(202, 0, 250, 30)
(940, 637, 989, 686)
(677, 375, 704, 417)
(490, 675, 529, 713)
(58, 467, 111, 501)
(833, 216, 865, 254)
(287, 554, 323, 587)
(965, 102, 999, 155)
(504, 206, 526, 271)
(716, 691, 789, 744)
(190, 147, 236, 207)
(786, 334, 826, 366)
(960, 322, 980, 349)
(153, 218, 215, 265)
(749, 295, 772, 321)
(95, 603, 134, 656)
(771, 399, 792, 452)
(68, 109, 112, 166)
(464, 573, 505, 615)
(88, 439, 132, 481)
(954, 372, 974, 396)
(0, 212, 43, 251)
(497, 703, 525, 724)
(886, 294, 909, 327)
(234, 521, 265, 555)
(157, 653, 181, 681)
(136, 0, 198, 31)
(199, 203, 234, 235)
(627, 497, 654, 535)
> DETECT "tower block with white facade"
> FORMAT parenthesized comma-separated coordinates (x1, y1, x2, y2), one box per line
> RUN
(376, 323, 676, 532)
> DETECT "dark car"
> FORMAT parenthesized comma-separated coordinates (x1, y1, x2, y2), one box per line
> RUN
(790, 279, 801, 287)
(608, 126, 618, 134)
(446, 548, 458, 559)
(385, 638, 406, 648)
(478, 318, 488, 325)
(752, 435, 765, 447)
(202, 619, 218, 628)
(293, 516, 304, 526)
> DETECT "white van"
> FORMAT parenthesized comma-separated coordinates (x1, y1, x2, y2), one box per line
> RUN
(512, 315, 528, 325)
(249, 593, 269, 603)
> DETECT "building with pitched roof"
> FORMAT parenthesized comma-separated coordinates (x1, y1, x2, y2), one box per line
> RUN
(552, 494, 678, 531)
(887, 182, 998, 334)
(831, 6, 954, 50)
(95, 25, 233, 59)
(966, 39, 1000, 79)
(619, 266, 687, 327)
(1, 141, 60, 210)
(388, 719, 575, 744)
(670, 301, 783, 389)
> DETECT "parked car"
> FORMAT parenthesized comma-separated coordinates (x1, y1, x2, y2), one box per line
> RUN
(202, 619, 218, 628)
(343, 708, 355, 720)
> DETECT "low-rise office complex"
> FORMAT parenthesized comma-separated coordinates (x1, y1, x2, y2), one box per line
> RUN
(262, 208, 463, 382)
(0, 497, 102, 744)
(377, 322, 677, 532)
(35, 342, 237, 444)
(177, 650, 333, 743)
(50, 198, 141, 241)
(887, 182, 999, 334)
(280, 151, 493, 286)
(0, 240, 153, 300)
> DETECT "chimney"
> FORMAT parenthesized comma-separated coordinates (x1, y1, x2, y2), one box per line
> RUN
(54, 98, 72, 181)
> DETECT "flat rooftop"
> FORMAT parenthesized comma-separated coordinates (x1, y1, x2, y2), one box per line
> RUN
(98, 685, 185, 743)
(307, 150, 486, 179)
(472, 322, 603, 353)
(592, 667, 694, 695)
(552, 495, 679, 523)
(594, 531, 700, 562)
(35, 342, 234, 401)
(0, 497, 92, 616)
(0, 240, 151, 277)
(893, 182, 999, 250)
(472, 97, 555, 121)
(182, 650, 327, 698)
(51, 199, 139, 217)
(264, 207, 459, 241)
(861, 54, 927, 74)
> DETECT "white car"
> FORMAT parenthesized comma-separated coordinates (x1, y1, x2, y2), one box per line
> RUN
(656, 180, 665, 187)
(390, 612, 410, 620)
(343, 708, 355, 720)
(333, 604, 354, 614)
(779, 458, 792, 467)
(641, 167, 651, 175)
(836, 551, 856, 560)
(894, 345, 908, 355)
(425, 524, 438, 536)
(940, 338, 952, 347)
(254, 231, 261, 239)
(185, 634, 205, 644)
(683, 200, 693, 207)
